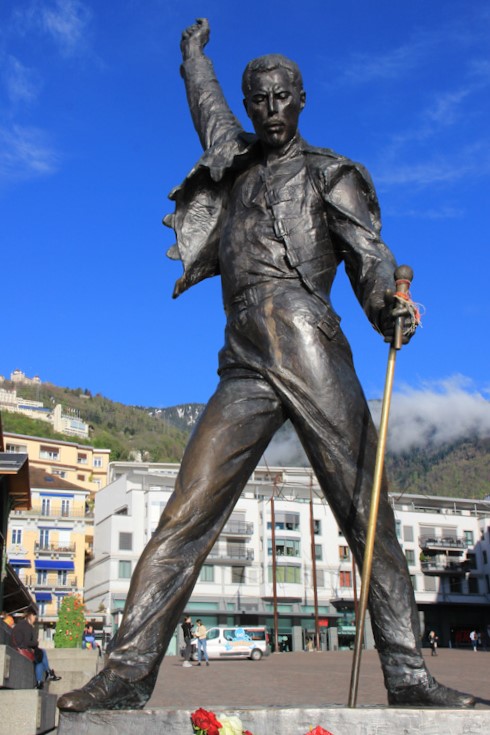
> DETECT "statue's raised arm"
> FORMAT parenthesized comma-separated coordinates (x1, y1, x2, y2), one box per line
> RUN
(180, 18, 243, 150)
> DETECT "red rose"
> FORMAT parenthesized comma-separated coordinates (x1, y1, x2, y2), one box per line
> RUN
(191, 708, 222, 734)
(244, 731, 254, 735)
(308, 728, 334, 735)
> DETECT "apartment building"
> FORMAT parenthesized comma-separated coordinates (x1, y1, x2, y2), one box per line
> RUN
(84, 462, 490, 654)
(4, 432, 110, 493)
(7, 467, 91, 640)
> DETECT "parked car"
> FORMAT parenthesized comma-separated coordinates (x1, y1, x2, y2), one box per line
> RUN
(191, 626, 270, 661)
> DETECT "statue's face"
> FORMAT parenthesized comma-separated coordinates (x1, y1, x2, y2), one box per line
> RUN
(244, 68, 305, 149)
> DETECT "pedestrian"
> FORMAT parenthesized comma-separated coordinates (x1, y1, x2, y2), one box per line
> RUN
(469, 630, 478, 652)
(12, 609, 61, 689)
(428, 631, 438, 656)
(195, 619, 209, 666)
(181, 615, 194, 667)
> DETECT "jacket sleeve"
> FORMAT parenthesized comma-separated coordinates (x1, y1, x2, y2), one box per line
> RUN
(321, 161, 397, 330)
(181, 54, 244, 150)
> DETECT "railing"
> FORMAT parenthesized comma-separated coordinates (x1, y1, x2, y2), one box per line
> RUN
(34, 542, 76, 554)
(25, 574, 78, 588)
(419, 536, 467, 550)
(12, 507, 93, 519)
(421, 561, 466, 575)
(208, 549, 255, 561)
(222, 521, 254, 535)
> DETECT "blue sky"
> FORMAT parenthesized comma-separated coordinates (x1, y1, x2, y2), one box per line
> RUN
(1, 0, 490, 413)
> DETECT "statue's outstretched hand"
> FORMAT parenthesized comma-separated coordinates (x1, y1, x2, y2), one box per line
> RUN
(181, 18, 210, 61)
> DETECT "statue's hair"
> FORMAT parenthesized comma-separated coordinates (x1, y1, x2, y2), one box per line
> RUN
(242, 54, 303, 96)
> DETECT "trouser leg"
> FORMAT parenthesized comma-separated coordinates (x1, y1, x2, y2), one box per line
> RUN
(283, 331, 425, 689)
(106, 374, 284, 682)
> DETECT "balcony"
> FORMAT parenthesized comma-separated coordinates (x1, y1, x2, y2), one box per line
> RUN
(421, 560, 466, 576)
(13, 507, 93, 519)
(25, 573, 79, 589)
(222, 521, 254, 536)
(35, 542, 76, 555)
(419, 536, 467, 551)
(208, 548, 255, 564)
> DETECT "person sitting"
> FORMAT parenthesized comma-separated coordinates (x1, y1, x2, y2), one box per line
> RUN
(12, 609, 62, 689)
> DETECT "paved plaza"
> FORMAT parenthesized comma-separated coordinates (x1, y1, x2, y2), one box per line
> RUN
(147, 649, 490, 710)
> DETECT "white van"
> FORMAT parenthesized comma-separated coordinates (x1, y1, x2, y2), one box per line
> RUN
(191, 626, 270, 661)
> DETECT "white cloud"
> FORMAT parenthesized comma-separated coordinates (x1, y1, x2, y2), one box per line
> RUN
(40, 0, 92, 57)
(13, 0, 92, 58)
(0, 124, 59, 182)
(371, 376, 490, 453)
(3, 55, 41, 105)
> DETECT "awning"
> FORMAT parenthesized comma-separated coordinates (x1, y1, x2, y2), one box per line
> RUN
(9, 559, 31, 567)
(34, 560, 74, 571)
(35, 592, 52, 602)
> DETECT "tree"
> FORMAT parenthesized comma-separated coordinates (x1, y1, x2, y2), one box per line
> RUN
(53, 594, 85, 648)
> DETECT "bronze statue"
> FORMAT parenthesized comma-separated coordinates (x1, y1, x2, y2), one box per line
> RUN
(58, 19, 475, 711)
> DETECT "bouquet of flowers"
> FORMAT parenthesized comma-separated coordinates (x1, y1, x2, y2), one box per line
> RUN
(191, 708, 253, 735)
(190, 708, 334, 735)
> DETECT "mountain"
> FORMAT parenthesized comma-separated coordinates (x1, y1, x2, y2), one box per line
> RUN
(2, 378, 489, 499)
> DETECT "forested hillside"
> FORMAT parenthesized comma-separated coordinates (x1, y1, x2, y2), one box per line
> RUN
(2, 379, 489, 498)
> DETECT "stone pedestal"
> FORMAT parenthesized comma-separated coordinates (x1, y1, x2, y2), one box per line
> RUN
(58, 705, 490, 735)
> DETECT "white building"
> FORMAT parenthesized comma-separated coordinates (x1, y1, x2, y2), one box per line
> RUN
(84, 462, 490, 653)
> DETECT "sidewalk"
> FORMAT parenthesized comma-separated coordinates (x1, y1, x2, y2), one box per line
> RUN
(147, 649, 490, 709)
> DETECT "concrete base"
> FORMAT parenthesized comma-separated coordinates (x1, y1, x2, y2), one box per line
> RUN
(58, 705, 490, 735)
(0, 690, 57, 735)
(0, 644, 36, 689)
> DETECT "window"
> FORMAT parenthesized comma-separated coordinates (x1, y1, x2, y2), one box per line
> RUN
(231, 566, 245, 584)
(37, 570, 48, 585)
(314, 544, 323, 560)
(424, 576, 436, 592)
(405, 549, 415, 566)
(199, 564, 214, 582)
(39, 529, 50, 548)
(6, 443, 27, 453)
(313, 519, 321, 534)
(38, 602, 46, 616)
(449, 577, 462, 594)
(41, 498, 50, 516)
(93, 457, 103, 468)
(267, 512, 300, 531)
(77, 453, 88, 464)
(52, 470, 66, 478)
(268, 565, 301, 584)
(268, 538, 300, 557)
(410, 575, 417, 591)
(118, 560, 132, 579)
(466, 553, 477, 570)
(403, 526, 414, 542)
(468, 577, 479, 594)
(464, 530, 474, 546)
(77, 474, 85, 481)
(57, 570, 68, 585)
(395, 520, 402, 539)
(40, 446, 59, 461)
(339, 545, 350, 561)
(56, 596, 65, 612)
(119, 532, 133, 551)
(483, 550, 488, 565)
(61, 499, 70, 517)
(316, 569, 325, 587)
(11, 528, 22, 545)
(339, 571, 352, 588)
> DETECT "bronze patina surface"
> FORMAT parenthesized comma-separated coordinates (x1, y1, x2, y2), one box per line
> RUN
(58, 19, 474, 713)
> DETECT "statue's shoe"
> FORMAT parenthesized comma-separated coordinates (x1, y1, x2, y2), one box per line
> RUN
(388, 676, 475, 708)
(57, 669, 153, 711)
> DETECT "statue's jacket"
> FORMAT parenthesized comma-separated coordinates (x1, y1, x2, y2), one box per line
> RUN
(164, 55, 397, 335)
